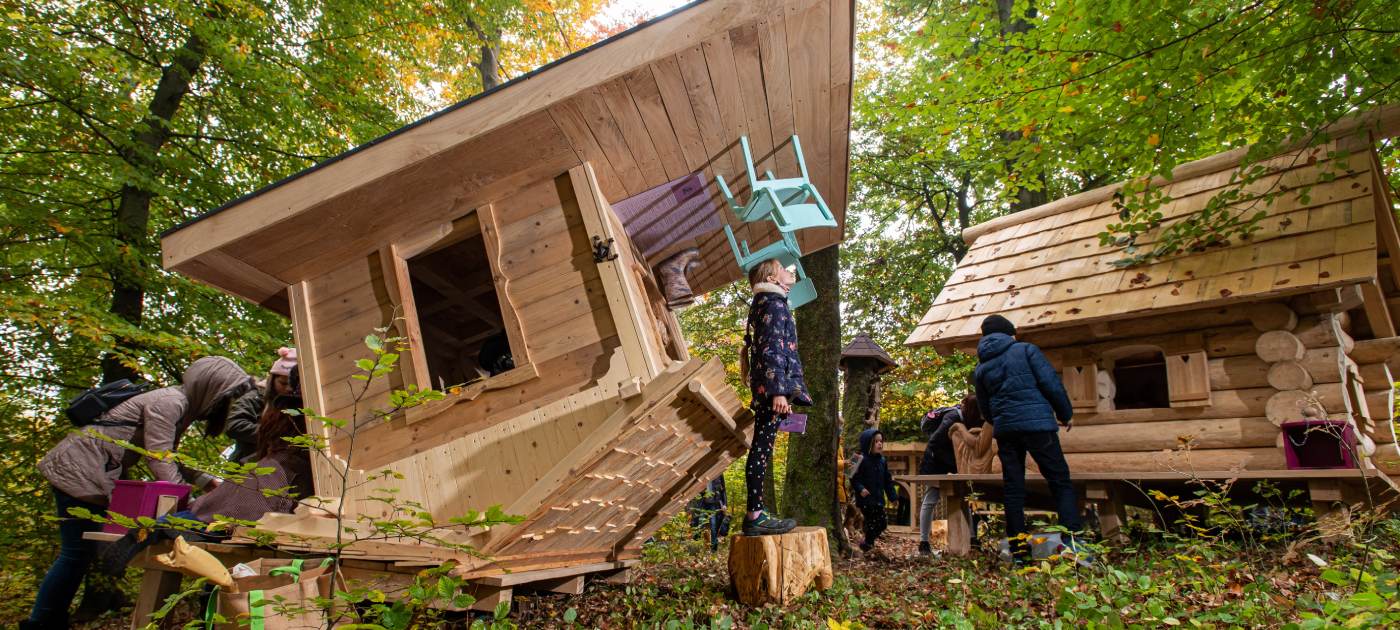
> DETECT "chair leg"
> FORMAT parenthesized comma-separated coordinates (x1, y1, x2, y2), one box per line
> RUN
(791, 135, 810, 181)
(716, 174, 740, 214)
(723, 225, 745, 268)
(740, 136, 758, 187)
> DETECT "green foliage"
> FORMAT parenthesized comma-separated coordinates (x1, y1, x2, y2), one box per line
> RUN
(512, 511, 1400, 628)
(0, 0, 612, 617)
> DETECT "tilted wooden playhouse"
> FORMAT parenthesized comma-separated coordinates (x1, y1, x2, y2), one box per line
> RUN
(159, 0, 854, 585)
(903, 108, 1400, 550)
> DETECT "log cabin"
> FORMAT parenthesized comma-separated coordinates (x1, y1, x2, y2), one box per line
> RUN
(906, 107, 1400, 485)
(158, 0, 855, 580)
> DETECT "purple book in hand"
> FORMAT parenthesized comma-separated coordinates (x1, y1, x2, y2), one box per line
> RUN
(778, 413, 807, 434)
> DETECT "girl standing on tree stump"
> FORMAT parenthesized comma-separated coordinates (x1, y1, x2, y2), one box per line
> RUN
(739, 259, 809, 536)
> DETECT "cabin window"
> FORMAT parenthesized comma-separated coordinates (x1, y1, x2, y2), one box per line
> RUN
(1110, 350, 1170, 410)
(404, 218, 514, 389)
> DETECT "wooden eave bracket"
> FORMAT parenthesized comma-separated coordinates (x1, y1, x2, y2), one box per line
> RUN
(1310, 285, 1366, 313)
(683, 379, 749, 449)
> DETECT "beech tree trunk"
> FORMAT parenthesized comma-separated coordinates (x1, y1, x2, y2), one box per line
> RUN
(782, 245, 841, 547)
(102, 33, 208, 383)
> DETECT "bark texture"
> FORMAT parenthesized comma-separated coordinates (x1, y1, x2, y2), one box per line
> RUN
(103, 32, 208, 383)
(782, 245, 841, 543)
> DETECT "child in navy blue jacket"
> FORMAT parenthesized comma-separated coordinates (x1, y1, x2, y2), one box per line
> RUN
(739, 259, 810, 536)
(853, 428, 899, 552)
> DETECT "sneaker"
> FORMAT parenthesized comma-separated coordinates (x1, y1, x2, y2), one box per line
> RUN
(742, 512, 796, 536)
(918, 541, 932, 556)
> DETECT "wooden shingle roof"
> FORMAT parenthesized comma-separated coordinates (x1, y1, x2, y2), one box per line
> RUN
(906, 107, 1400, 351)
(841, 333, 897, 371)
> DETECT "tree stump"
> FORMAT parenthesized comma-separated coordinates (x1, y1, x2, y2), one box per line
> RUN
(728, 527, 833, 605)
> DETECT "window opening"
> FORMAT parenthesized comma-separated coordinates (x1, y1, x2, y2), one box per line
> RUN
(405, 226, 513, 389)
(1111, 350, 1170, 409)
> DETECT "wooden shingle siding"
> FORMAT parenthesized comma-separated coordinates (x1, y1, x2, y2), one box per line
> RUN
(909, 139, 1393, 348)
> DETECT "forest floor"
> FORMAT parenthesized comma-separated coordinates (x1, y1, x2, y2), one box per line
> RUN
(69, 516, 1400, 629)
(508, 520, 1400, 629)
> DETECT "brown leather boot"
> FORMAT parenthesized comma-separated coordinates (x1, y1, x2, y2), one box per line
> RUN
(655, 248, 702, 308)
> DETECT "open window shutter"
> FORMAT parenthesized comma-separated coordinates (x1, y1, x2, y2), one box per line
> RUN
(1062, 364, 1099, 412)
(1166, 350, 1211, 407)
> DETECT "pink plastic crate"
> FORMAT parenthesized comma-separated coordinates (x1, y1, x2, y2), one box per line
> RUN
(103, 480, 190, 534)
(1280, 419, 1357, 470)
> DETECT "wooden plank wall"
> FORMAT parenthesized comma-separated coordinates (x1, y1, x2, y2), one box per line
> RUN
(298, 175, 642, 522)
(547, 0, 854, 297)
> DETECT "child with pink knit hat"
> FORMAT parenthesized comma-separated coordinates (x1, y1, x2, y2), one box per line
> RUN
(223, 347, 297, 462)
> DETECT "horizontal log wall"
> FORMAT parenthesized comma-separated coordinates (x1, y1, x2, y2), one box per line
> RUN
(1042, 301, 1383, 473)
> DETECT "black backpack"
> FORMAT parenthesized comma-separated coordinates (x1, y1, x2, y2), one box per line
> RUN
(65, 379, 150, 427)
(919, 407, 961, 475)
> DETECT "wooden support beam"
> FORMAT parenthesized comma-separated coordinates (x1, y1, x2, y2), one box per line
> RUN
(1359, 281, 1397, 338)
(1310, 285, 1366, 313)
(941, 481, 972, 557)
(1309, 479, 1352, 542)
(130, 569, 183, 630)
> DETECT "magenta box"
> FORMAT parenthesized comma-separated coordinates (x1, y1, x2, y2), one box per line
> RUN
(1280, 419, 1357, 470)
(103, 480, 191, 534)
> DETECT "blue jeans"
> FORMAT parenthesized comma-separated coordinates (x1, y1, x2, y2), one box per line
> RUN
(997, 431, 1082, 559)
(26, 487, 103, 629)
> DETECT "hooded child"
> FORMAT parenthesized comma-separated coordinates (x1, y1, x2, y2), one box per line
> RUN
(852, 427, 899, 553)
(26, 356, 253, 630)
(739, 258, 811, 536)
(972, 314, 1082, 562)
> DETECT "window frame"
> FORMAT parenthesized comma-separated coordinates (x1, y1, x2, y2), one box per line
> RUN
(381, 204, 538, 422)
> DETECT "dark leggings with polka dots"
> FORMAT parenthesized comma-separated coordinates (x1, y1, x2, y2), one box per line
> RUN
(745, 406, 780, 514)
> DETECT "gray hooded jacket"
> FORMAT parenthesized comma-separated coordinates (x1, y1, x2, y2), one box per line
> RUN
(39, 357, 253, 505)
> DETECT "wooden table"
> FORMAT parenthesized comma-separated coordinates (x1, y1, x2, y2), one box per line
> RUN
(898, 468, 1397, 556)
(81, 532, 637, 628)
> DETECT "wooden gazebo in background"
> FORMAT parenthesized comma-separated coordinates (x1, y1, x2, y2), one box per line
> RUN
(904, 107, 1400, 551)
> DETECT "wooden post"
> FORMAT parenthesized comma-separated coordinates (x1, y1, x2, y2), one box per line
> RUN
(728, 526, 834, 605)
(1086, 481, 1128, 545)
(130, 568, 183, 630)
(1308, 479, 1351, 542)
(941, 481, 972, 556)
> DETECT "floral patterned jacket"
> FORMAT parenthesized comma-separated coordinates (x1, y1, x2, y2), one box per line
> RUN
(745, 284, 812, 407)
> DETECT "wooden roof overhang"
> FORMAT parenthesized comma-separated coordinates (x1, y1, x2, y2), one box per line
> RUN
(906, 106, 1400, 355)
(840, 333, 897, 372)
(159, 0, 854, 314)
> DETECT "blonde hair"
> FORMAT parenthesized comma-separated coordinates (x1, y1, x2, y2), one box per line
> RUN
(747, 259, 784, 286)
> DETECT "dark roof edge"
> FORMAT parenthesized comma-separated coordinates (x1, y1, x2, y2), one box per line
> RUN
(161, 0, 709, 239)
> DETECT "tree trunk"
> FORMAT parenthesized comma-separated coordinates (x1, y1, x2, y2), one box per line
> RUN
(995, 0, 1047, 213)
(101, 33, 207, 383)
(465, 16, 503, 91)
(782, 245, 841, 546)
(841, 362, 877, 453)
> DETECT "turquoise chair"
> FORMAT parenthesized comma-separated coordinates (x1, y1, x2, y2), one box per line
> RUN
(723, 224, 818, 309)
(715, 135, 838, 234)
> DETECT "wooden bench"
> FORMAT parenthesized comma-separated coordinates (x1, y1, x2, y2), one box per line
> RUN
(81, 532, 636, 628)
(898, 468, 1398, 556)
